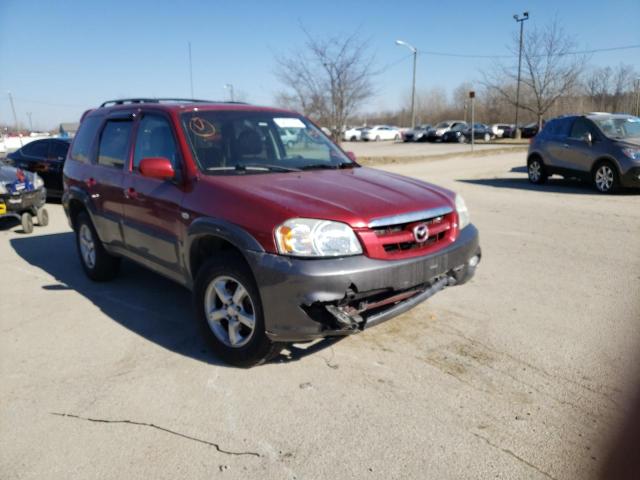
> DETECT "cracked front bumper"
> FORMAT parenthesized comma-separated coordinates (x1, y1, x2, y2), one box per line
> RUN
(246, 224, 481, 342)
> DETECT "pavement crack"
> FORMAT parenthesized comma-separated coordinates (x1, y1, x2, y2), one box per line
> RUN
(470, 431, 557, 480)
(51, 412, 261, 457)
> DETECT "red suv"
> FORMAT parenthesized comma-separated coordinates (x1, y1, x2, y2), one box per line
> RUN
(63, 98, 481, 366)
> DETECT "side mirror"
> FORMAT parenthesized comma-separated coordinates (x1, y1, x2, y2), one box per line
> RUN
(139, 157, 175, 180)
(345, 151, 357, 162)
(582, 132, 593, 145)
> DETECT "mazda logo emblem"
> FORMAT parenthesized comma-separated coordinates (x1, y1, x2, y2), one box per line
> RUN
(413, 223, 429, 243)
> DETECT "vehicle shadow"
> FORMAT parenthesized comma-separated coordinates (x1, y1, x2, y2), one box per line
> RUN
(10, 232, 339, 368)
(458, 176, 640, 196)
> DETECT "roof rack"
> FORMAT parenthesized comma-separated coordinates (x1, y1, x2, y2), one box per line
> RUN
(99, 98, 248, 107)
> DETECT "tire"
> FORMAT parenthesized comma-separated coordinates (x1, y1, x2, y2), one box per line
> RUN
(593, 161, 619, 194)
(75, 211, 120, 281)
(484, 133, 491, 142)
(194, 255, 284, 367)
(375, 135, 380, 142)
(394, 134, 400, 141)
(527, 156, 548, 184)
(350, 136, 356, 141)
(457, 135, 466, 144)
(286, 141, 294, 148)
(21, 212, 34, 234)
(36, 207, 49, 226)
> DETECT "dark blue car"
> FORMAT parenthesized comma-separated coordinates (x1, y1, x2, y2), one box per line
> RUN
(6, 138, 71, 198)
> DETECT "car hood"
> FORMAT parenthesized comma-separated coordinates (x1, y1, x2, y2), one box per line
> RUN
(203, 167, 455, 229)
(614, 138, 640, 147)
(0, 165, 37, 185)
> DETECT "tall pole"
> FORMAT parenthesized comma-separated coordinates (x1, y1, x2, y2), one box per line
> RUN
(224, 84, 235, 102)
(7, 91, 22, 146)
(635, 78, 640, 117)
(27, 112, 33, 132)
(188, 41, 194, 98)
(410, 49, 417, 129)
(513, 12, 529, 139)
(396, 40, 418, 129)
(470, 91, 475, 152)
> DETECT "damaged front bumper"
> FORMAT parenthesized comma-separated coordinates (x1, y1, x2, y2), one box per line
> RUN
(246, 224, 481, 342)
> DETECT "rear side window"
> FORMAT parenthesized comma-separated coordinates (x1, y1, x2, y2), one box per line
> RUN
(569, 118, 598, 140)
(97, 120, 133, 169)
(70, 116, 101, 163)
(49, 142, 69, 160)
(22, 140, 49, 157)
(133, 115, 178, 170)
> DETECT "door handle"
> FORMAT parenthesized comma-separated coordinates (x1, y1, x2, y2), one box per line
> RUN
(85, 177, 97, 187)
(124, 187, 138, 199)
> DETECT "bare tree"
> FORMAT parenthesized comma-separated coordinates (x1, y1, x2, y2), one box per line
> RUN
(274, 29, 375, 142)
(483, 20, 586, 128)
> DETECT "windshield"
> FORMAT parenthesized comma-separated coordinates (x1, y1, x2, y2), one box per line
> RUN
(180, 111, 354, 174)
(591, 116, 640, 140)
(451, 124, 467, 131)
(435, 122, 449, 128)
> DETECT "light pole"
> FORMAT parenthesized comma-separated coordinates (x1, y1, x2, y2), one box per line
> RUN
(27, 112, 33, 132)
(395, 39, 417, 129)
(188, 41, 194, 98)
(635, 77, 640, 117)
(513, 11, 529, 139)
(224, 83, 235, 102)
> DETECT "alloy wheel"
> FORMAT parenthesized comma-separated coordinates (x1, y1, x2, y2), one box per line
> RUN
(204, 275, 256, 348)
(528, 160, 542, 182)
(595, 165, 614, 192)
(78, 223, 96, 269)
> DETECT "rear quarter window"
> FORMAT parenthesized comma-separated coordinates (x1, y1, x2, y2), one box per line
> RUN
(70, 116, 102, 163)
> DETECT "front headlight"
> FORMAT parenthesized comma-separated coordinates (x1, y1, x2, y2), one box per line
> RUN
(622, 147, 640, 160)
(33, 174, 44, 189)
(275, 218, 363, 257)
(455, 194, 470, 230)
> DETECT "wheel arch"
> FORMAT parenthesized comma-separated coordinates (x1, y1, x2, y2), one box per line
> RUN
(527, 151, 544, 165)
(186, 218, 265, 285)
(65, 186, 97, 231)
(590, 156, 621, 176)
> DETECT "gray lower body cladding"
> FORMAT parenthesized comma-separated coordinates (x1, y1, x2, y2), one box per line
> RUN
(246, 225, 481, 342)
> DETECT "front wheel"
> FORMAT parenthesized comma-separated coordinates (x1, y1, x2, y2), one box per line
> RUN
(375, 135, 381, 142)
(593, 162, 619, 194)
(484, 133, 491, 142)
(527, 157, 547, 184)
(37, 207, 49, 226)
(75, 211, 120, 281)
(194, 256, 284, 367)
(394, 134, 400, 141)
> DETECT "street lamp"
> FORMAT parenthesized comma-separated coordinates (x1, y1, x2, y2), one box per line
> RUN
(513, 11, 529, 138)
(395, 39, 417, 129)
(224, 83, 235, 102)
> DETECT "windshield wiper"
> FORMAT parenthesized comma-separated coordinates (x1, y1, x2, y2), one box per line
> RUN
(206, 164, 301, 173)
(238, 163, 301, 172)
(301, 162, 356, 170)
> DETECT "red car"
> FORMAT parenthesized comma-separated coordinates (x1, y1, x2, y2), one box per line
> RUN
(63, 98, 481, 366)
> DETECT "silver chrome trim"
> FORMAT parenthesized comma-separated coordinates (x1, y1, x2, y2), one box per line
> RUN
(368, 206, 453, 228)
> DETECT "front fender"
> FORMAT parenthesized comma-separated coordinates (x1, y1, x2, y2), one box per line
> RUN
(185, 217, 265, 283)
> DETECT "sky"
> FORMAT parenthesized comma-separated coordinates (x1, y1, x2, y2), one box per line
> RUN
(1, 0, 639, 130)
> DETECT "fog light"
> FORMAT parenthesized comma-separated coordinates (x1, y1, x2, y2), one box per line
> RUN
(468, 255, 479, 268)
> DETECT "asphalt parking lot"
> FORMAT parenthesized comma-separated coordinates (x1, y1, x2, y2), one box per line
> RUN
(2, 151, 639, 479)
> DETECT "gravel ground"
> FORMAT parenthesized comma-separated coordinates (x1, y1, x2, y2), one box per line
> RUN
(1, 151, 639, 479)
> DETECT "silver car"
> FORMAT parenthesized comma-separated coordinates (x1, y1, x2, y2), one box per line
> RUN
(527, 113, 640, 193)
